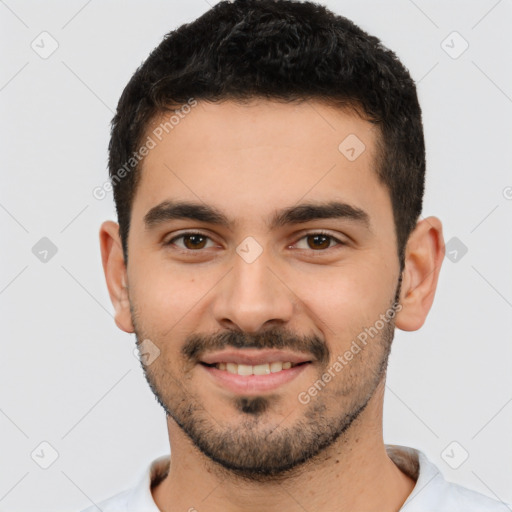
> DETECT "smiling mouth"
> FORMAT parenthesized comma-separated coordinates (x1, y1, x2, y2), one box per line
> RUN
(200, 361, 311, 376)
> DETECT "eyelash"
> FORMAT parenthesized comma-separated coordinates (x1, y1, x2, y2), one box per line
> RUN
(165, 231, 346, 252)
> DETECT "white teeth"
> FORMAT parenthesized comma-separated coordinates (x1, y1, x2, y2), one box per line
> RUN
(237, 364, 253, 376)
(253, 363, 271, 375)
(270, 362, 283, 373)
(226, 363, 238, 374)
(214, 361, 298, 375)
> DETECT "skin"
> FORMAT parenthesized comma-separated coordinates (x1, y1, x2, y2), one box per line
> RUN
(100, 99, 445, 512)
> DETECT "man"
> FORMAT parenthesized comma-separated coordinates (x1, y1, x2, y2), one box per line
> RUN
(90, 0, 509, 510)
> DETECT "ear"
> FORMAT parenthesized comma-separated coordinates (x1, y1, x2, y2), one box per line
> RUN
(99, 220, 134, 333)
(395, 216, 445, 331)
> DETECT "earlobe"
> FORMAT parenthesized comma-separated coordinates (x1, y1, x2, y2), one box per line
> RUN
(395, 217, 445, 332)
(99, 220, 135, 333)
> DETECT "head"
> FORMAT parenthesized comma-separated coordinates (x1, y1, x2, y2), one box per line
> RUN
(109, 0, 425, 267)
(100, 0, 444, 481)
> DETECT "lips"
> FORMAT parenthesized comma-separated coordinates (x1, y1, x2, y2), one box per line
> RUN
(198, 348, 314, 395)
(199, 348, 313, 366)
(200, 360, 311, 394)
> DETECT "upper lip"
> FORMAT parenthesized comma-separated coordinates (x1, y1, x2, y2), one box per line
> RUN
(200, 349, 313, 366)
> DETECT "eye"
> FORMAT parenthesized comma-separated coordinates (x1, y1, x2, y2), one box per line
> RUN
(165, 231, 345, 253)
(293, 232, 345, 251)
(166, 232, 216, 250)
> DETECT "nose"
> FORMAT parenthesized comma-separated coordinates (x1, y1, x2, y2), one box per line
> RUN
(211, 245, 295, 333)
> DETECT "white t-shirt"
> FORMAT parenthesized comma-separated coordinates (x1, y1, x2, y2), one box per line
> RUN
(81, 445, 510, 511)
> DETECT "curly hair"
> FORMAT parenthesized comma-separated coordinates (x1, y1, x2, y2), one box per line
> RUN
(108, 0, 425, 268)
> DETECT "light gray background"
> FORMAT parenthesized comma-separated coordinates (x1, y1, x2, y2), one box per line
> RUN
(1, 1, 511, 510)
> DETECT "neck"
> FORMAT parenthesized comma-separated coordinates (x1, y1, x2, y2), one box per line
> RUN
(152, 380, 416, 512)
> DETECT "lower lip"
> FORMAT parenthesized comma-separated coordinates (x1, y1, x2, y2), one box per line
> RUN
(200, 363, 311, 395)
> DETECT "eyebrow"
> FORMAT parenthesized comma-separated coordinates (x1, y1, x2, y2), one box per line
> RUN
(270, 201, 371, 231)
(144, 200, 371, 232)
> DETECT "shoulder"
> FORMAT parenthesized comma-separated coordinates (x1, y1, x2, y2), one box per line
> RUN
(436, 480, 511, 511)
(77, 455, 170, 512)
(389, 446, 511, 512)
(406, 476, 511, 512)
(80, 488, 131, 512)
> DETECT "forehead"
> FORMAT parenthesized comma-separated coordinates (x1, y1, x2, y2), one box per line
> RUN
(133, 99, 389, 228)
(145, 98, 377, 162)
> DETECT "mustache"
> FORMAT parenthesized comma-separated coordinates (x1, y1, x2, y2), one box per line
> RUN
(182, 327, 330, 365)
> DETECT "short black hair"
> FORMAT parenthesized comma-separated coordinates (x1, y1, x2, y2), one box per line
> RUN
(109, 0, 425, 268)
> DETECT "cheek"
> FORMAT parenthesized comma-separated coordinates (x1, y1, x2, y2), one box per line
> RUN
(291, 259, 397, 331)
(129, 264, 215, 331)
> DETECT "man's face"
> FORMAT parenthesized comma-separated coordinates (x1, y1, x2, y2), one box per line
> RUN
(125, 99, 402, 479)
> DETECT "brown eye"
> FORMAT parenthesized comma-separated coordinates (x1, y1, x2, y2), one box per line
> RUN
(182, 234, 207, 250)
(293, 232, 344, 252)
(306, 234, 332, 250)
(167, 233, 214, 250)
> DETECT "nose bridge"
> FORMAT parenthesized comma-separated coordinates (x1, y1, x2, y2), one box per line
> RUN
(212, 240, 294, 332)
